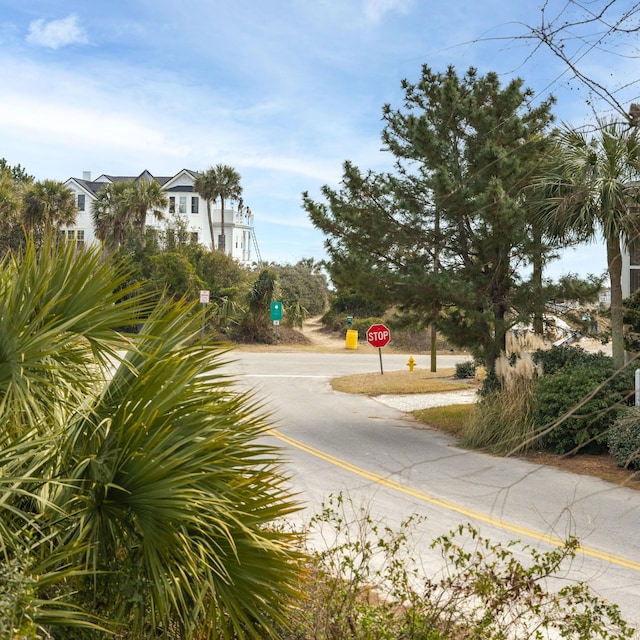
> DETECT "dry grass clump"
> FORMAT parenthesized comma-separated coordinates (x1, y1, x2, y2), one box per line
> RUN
(331, 368, 473, 395)
(463, 351, 541, 455)
(412, 404, 476, 437)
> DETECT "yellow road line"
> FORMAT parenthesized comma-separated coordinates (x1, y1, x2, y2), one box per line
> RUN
(271, 428, 640, 572)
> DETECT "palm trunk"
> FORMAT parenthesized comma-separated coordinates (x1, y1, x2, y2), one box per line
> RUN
(139, 209, 147, 249)
(206, 201, 215, 251)
(219, 198, 226, 252)
(607, 234, 625, 368)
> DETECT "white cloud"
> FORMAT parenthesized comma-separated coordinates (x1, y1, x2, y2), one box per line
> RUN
(26, 14, 88, 49)
(363, 0, 414, 23)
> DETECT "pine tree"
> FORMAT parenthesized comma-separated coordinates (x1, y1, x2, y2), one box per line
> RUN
(304, 66, 556, 371)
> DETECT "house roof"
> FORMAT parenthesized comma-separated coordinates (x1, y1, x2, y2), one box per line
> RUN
(66, 169, 201, 197)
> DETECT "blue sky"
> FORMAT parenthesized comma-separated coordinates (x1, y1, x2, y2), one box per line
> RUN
(1, 1, 638, 280)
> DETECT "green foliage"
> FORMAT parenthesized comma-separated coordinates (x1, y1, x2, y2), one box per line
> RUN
(0, 235, 301, 638)
(454, 360, 476, 379)
(270, 258, 330, 317)
(190, 244, 252, 301)
(350, 316, 384, 336)
(534, 121, 640, 368)
(304, 65, 557, 371)
(608, 407, 640, 470)
(532, 347, 634, 454)
(21, 179, 77, 247)
(283, 494, 635, 640)
(234, 268, 280, 342)
(321, 290, 388, 332)
(141, 250, 204, 300)
(553, 273, 607, 304)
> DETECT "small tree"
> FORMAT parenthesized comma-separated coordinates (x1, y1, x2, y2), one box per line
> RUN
(92, 181, 137, 251)
(21, 179, 77, 246)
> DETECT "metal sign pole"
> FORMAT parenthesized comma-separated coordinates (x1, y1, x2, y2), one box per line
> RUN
(199, 290, 210, 342)
(378, 347, 384, 375)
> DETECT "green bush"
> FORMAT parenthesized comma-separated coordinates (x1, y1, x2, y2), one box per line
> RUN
(454, 360, 476, 379)
(608, 407, 640, 470)
(531, 347, 634, 454)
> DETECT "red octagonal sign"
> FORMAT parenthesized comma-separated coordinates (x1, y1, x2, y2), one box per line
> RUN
(366, 323, 391, 348)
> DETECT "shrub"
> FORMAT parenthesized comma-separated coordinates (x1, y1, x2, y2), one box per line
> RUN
(463, 353, 539, 455)
(531, 347, 634, 455)
(280, 494, 636, 640)
(455, 360, 476, 379)
(608, 407, 640, 470)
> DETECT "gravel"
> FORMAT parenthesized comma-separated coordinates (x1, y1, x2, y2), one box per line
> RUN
(374, 389, 478, 411)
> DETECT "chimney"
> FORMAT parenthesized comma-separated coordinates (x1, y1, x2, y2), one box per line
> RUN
(82, 171, 92, 181)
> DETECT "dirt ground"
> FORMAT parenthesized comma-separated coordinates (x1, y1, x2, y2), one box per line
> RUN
(298, 316, 351, 349)
(296, 318, 639, 491)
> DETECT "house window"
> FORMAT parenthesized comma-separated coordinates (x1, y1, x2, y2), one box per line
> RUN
(190, 232, 199, 244)
(77, 194, 85, 211)
(67, 230, 75, 240)
(631, 268, 640, 295)
(169, 197, 176, 213)
(179, 196, 187, 214)
(77, 230, 85, 247)
(191, 197, 199, 214)
(630, 237, 640, 266)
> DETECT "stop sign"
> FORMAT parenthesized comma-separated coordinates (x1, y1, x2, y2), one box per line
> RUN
(366, 323, 391, 348)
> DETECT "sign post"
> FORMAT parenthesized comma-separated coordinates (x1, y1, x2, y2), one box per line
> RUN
(366, 323, 391, 374)
(270, 301, 283, 344)
(199, 290, 210, 341)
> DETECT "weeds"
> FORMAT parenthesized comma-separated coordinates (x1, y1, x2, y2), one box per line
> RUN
(280, 494, 635, 640)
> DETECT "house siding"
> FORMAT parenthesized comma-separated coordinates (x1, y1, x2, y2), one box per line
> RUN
(63, 169, 256, 266)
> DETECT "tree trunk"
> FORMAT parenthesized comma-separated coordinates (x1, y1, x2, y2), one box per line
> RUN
(532, 225, 544, 335)
(139, 209, 147, 249)
(206, 201, 215, 252)
(607, 234, 625, 369)
(219, 198, 226, 252)
(430, 323, 437, 372)
(430, 207, 440, 372)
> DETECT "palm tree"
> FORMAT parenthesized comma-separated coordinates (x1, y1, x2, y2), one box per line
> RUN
(194, 164, 243, 253)
(536, 120, 640, 368)
(21, 179, 77, 244)
(92, 181, 136, 251)
(0, 165, 25, 254)
(0, 234, 301, 638)
(129, 175, 168, 247)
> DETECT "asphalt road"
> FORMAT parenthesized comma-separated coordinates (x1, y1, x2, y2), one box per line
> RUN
(225, 349, 640, 627)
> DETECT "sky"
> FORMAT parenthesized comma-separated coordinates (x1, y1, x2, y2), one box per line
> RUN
(1, 0, 638, 281)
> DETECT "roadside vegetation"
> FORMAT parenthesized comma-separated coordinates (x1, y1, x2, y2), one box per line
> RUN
(3, 3, 640, 634)
(0, 236, 305, 639)
(275, 493, 635, 640)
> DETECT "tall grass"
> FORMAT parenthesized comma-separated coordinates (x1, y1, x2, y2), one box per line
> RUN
(463, 348, 542, 455)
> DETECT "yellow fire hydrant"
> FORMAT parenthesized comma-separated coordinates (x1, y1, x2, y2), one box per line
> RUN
(407, 355, 416, 372)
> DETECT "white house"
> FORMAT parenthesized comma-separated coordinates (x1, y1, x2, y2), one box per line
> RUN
(62, 169, 259, 267)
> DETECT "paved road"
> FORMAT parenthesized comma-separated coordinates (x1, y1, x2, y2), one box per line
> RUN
(225, 350, 640, 627)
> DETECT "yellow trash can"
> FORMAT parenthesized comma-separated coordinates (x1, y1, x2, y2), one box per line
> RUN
(345, 329, 358, 350)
